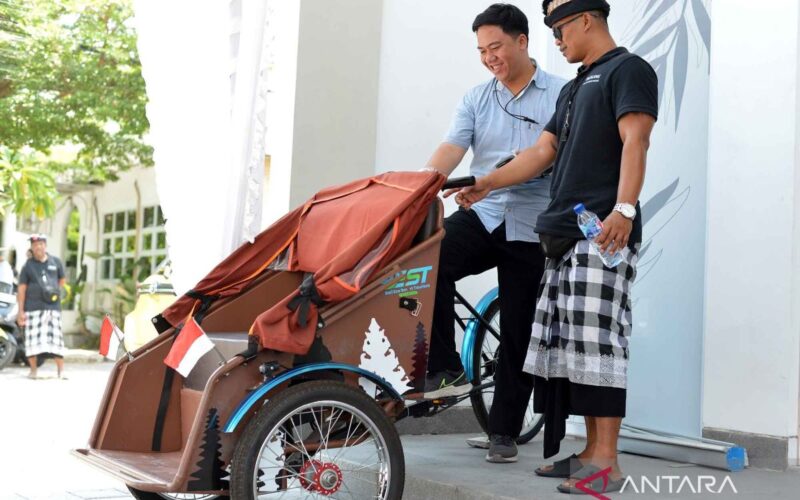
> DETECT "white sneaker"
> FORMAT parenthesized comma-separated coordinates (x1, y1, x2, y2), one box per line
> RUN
(466, 435, 490, 449)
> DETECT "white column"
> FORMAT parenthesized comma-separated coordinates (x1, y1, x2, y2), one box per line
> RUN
(703, 0, 800, 454)
(286, 0, 383, 208)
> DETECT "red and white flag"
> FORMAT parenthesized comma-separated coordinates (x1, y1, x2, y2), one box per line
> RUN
(164, 318, 215, 377)
(99, 316, 124, 360)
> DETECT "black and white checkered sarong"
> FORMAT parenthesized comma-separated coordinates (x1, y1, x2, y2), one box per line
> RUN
(523, 240, 639, 389)
(24, 310, 65, 357)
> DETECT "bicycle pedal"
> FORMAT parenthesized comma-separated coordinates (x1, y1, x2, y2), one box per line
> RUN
(430, 396, 458, 407)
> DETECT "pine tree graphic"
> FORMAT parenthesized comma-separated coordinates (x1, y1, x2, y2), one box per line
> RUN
(410, 322, 429, 392)
(358, 318, 412, 397)
(188, 408, 228, 491)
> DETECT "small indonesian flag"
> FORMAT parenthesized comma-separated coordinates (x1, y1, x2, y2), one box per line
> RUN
(99, 316, 123, 359)
(164, 318, 215, 377)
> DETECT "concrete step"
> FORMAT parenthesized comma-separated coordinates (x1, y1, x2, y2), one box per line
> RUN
(399, 434, 800, 500)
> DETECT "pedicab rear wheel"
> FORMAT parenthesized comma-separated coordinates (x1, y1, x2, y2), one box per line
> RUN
(469, 298, 544, 444)
(230, 380, 404, 499)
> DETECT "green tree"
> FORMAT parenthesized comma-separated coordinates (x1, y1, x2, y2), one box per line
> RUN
(0, 147, 56, 219)
(0, 0, 151, 194)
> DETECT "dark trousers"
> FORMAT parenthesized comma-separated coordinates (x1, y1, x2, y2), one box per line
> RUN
(428, 209, 545, 437)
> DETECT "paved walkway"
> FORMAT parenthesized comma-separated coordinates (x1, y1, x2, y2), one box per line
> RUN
(2, 362, 798, 499)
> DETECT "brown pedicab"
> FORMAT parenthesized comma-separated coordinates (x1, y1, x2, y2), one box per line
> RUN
(73, 171, 542, 499)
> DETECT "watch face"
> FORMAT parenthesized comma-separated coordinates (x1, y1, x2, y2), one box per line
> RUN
(616, 204, 635, 219)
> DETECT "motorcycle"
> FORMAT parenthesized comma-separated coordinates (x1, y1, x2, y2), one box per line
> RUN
(0, 276, 54, 370)
(0, 281, 21, 370)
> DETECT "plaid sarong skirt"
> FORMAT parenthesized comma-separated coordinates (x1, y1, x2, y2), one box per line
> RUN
(523, 240, 639, 389)
(24, 310, 65, 357)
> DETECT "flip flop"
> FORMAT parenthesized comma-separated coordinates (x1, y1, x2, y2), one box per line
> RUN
(534, 453, 581, 478)
(556, 464, 626, 495)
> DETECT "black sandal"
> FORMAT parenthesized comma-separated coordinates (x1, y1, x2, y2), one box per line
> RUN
(534, 453, 581, 478)
(556, 464, 626, 495)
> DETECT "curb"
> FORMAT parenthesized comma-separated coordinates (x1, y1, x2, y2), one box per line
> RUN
(63, 349, 107, 363)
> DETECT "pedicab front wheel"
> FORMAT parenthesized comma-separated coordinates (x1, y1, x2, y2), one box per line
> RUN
(230, 380, 405, 499)
(469, 297, 544, 444)
(126, 489, 225, 500)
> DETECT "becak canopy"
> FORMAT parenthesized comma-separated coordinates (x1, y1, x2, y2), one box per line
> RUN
(157, 170, 445, 354)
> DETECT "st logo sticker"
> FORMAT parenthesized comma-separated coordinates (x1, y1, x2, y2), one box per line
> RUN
(383, 266, 433, 296)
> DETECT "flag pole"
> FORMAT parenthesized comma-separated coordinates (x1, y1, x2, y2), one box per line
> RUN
(113, 321, 133, 361)
(212, 345, 227, 366)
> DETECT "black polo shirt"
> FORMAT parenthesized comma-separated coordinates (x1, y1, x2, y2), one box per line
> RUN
(19, 255, 65, 311)
(535, 47, 658, 243)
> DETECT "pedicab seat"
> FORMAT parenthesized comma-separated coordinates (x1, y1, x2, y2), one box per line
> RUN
(412, 200, 442, 246)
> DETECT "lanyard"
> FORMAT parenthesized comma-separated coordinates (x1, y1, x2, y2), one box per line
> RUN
(559, 68, 593, 144)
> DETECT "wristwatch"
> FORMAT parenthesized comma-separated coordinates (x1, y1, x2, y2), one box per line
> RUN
(614, 203, 636, 220)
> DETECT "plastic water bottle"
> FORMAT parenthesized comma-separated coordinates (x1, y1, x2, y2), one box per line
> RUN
(574, 203, 623, 268)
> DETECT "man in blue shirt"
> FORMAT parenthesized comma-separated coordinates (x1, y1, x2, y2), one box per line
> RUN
(423, 3, 565, 463)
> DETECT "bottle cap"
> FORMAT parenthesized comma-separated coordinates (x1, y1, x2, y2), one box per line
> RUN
(573, 203, 586, 214)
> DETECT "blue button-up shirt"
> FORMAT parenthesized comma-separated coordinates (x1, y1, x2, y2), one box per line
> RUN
(444, 63, 566, 242)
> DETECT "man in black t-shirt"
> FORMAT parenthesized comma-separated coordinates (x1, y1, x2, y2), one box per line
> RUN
(17, 234, 67, 379)
(449, 0, 657, 495)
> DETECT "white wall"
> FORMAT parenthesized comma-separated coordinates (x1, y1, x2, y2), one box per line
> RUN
(703, 1, 800, 441)
(282, 0, 383, 209)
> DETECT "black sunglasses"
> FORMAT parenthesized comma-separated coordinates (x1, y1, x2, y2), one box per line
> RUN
(552, 13, 598, 40)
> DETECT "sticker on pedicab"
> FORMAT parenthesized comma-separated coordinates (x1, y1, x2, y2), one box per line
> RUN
(382, 265, 433, 296)
(358, 318, 413, 396)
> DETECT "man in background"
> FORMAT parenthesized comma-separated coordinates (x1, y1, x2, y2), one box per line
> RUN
(17, 234, 67, 379)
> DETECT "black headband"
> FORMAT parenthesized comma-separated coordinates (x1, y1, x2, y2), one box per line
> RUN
(543, 0, 610, 27)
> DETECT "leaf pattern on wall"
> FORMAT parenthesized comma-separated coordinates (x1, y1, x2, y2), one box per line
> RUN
(673, 20, 688, 125)
(629, 0, 711, 128)
(691, 0, 711, 53)
(635, 179, 691, 285)
(632, 0, 679, 47)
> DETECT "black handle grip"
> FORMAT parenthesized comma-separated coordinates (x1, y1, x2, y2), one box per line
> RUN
(441, 176, 476, 191)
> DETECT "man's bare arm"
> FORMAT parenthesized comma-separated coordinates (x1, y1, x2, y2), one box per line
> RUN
(16, 283, 26, 326)
(484, 131, 558, 189)
(615, 112, 654, 206)
(425, 143, 468, 176)
(595, 112, 656, 254)
(451, 131, 558, 205)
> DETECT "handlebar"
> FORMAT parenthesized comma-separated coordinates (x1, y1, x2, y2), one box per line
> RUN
(441, 176, 476, 191)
